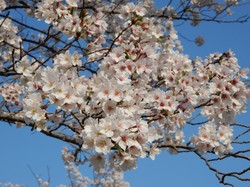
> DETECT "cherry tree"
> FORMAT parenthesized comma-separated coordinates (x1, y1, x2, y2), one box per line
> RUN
(0, 0, 250, 186)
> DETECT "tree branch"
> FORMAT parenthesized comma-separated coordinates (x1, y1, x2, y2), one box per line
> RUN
(0, 113, 83, 147)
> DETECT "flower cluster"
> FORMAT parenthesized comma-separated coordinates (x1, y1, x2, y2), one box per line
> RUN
(81, 116, 162, 161)
(191, 0, 238, 7)
(0, 183, 26, 187)
(191, 122, 233, 155)
(0, 1, 6, 11)
(199, 51, 249, 124)
(0, 0, 19, 12)
(0, 84, 23, 106)
(0, 17, 22, 63)
(35, 0, 108, 41)
(62, 147, 130, 187)
(188, 0, 239, 23)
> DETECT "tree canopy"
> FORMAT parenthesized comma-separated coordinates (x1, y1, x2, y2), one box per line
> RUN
(0, 0, 249, 186)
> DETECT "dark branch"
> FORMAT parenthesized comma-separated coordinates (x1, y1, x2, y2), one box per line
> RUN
(0, 113, 83, 146)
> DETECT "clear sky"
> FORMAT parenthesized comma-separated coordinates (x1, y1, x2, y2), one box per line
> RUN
(0, 1, 250, 187)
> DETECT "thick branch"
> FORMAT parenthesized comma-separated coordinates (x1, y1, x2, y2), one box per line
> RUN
(0, 113, 83, 147)
(0, 71, 20, 77)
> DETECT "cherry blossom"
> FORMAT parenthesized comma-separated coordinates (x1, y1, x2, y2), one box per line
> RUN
(0, 0, 249, 186)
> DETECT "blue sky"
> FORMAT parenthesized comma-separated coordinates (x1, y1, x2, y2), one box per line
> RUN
(0, 1, 250, 187)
